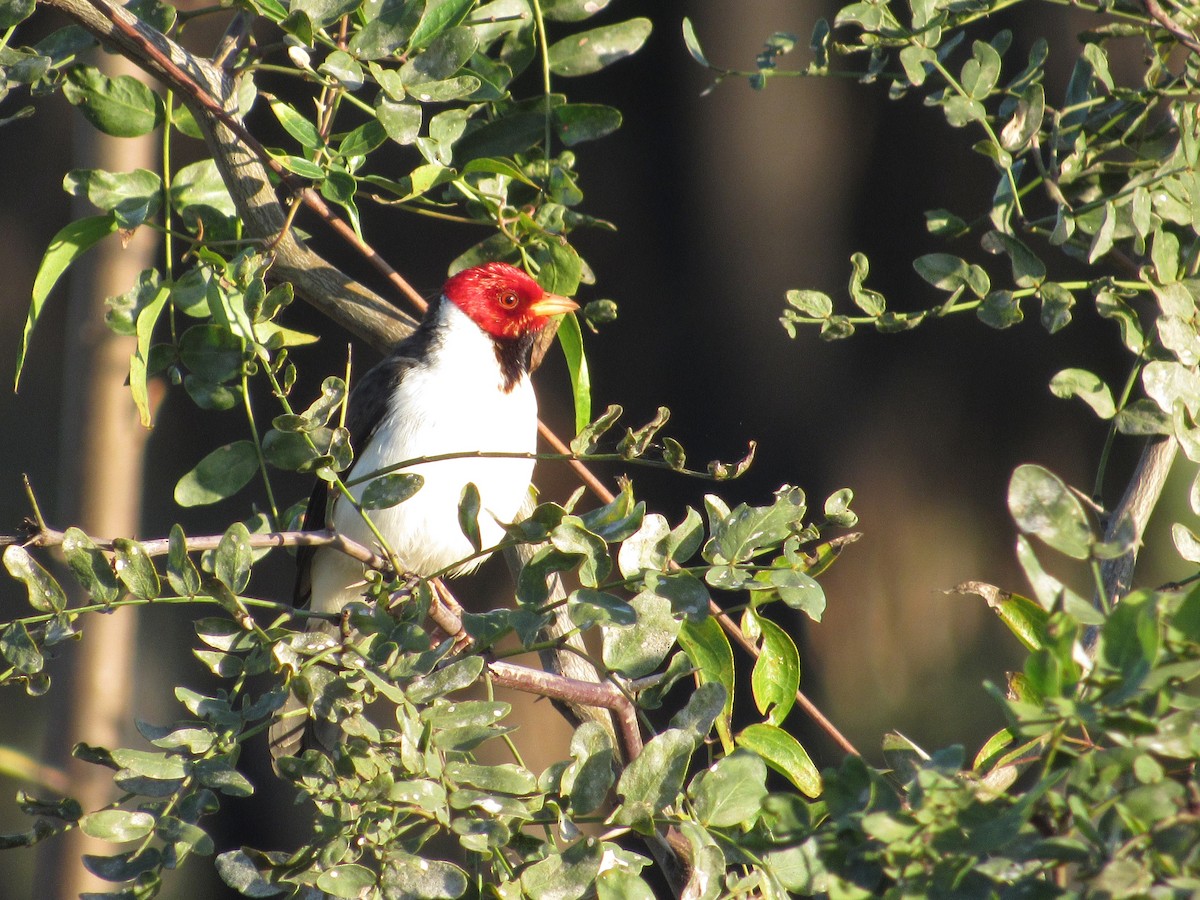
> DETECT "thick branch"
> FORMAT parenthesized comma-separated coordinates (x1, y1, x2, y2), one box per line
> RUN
(486, 660, 642, 759)
(42, 0, 418, 351)
(1094, 435, 1179, 626)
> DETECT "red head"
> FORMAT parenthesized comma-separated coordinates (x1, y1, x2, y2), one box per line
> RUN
(443, 262, 579, 340)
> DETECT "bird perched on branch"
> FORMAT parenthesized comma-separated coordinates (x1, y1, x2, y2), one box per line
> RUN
(270, 261, 578, 760)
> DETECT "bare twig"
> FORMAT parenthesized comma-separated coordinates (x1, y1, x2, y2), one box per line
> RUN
(1143, 0, 1200, 55)
(13, 525, 390, 571)
(487, 660, 643, 759)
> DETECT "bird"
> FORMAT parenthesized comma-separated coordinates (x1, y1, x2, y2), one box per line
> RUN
(269, 261, 578, 760)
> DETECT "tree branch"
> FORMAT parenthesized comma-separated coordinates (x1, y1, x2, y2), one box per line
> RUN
(13, 524, 390, 571)
(1087, 434, 1180, 653)
(1143, 0, 1200, 55)
(42, 0, 419, 350)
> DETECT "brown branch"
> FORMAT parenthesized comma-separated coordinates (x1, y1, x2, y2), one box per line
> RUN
(1086, 435, 1180, 653)
(18, 525, 390, 571)
(487, 660, 643, 759)
(1143, 0, 1200, 55)
(41, 0, 418, 350)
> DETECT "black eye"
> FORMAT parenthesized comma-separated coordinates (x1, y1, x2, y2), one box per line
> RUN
(498, 290, 519, 309)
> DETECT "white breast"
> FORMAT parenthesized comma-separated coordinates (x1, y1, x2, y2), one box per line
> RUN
(310, 302, 537, 613)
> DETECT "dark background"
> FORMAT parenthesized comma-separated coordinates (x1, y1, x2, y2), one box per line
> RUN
(0, 0, 1195, 895)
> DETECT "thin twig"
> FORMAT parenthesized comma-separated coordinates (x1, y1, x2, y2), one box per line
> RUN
(1143, 0, 1200, 54)
(13, 525, 390, 571)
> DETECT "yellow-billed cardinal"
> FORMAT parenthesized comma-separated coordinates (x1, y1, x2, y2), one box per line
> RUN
(270, 262, 577, 761)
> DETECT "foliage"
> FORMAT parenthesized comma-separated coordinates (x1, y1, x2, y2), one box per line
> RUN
(682, 0, 1200, 895)
(1, 0, 1199, 896)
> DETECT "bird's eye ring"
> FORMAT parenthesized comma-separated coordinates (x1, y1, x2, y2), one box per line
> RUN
(498, 290, 519, 309)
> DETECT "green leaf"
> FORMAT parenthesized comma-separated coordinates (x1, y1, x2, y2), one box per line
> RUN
(1, 622, 43, 674)
(215, 849, 278, 897)
(170, 160, 237, 218)
(749, 611, 800, 725)
(376, 98, 423, 145)
(317, 864, 376, 898)
(458, 482, 483, 552)
(179, 324, 245, 383)
(267, 97, 322, 150)
(681, 17, 709, 66)
(360, 472, 424, 510)
(552, 103, 622, 146)
(785, 289, 833, 319)
(568, 588, 635, 628)
(16, 215, 118, 389)
(951, 581, 1048, 651)
(977, 290, 1023, 329)
(554, 312, 591, 435)
(63, 168, 163, 228)
(1173, 522, 1200, 563)
(0, 0, 34, 28)
(131, 282, 171, 427)
(551, 518, 610, 587)
(544, 0, 612, 21)
(167, 526, 202, 598)
(561, 721, 616, 815)
(547, 18, 652, 77)
(644, 570, 708, 621)
(336, 118, 381, 159)
(110, 748, 188, 780)
(706, 486, 807, 565)
(1144, 360, 1200, 418)
(1008, 464, 1093, 560)
(4, 545, 67, 613)
(403, 24, 477, 86)
(112, 538, 161, 600)
(1049, 368, 1115, 419)
(981, 231, 1045, 288)
(670, 681, 726, 743)
(61, 527, 119, 604)
(678, 616, 735, 749)
(688, 750, 768, 828)
(961, 39, 1001, 99)
(291, 0, 359, 28)
(62, 66, 163, 137)
(736, 723, 821, 798)
(533, 239, 584, 295)
(83, 848, 162, 882)
(848, 251, 885, 315)
(215, 523, 253, 593)
(381, 852, 468, 899)
(174, 441, 260, 507)
(601, 590, 680, 678)
(912, 253, 989, 297)
(1038, 282, 1075, 334)
(615, 728, 693, 827)
(194, 757, 254, 796)
(409, 0, 476, 50)
(571, 403, 621, 454)
(408, 656, 484, 703)
(80, 810, 155, 843)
